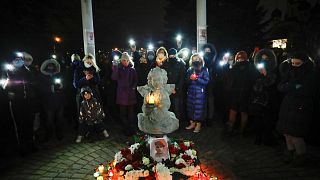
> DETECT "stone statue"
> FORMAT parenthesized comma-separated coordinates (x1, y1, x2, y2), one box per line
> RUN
(137, 67, 179, 135)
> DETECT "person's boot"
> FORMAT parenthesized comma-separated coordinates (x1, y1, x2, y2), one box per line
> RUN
(103, 130, 109, 138)
(283, 150, 295, 163)
(291, 153, 306, 167)
(193, 122, 201, 133)
(75, 135, 82, 143)
(186, 121, 196, 130)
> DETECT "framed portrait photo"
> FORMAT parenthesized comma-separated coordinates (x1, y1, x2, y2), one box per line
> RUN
(150, 138, 170, 162)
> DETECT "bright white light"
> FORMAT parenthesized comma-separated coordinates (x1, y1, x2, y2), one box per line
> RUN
(199, 52, 204, 57)
(52, 54, 57, 59)
(114, 55, 119, 61)
(16, 52, 23, 57)
(54, 78, 61, 84)
(257, 63, 264, 69)
(0, 78, 9, 89)
(176, 34, 182, 41)
(219, 61, 227, 66)
(182, 50, 189, 58)
(5, 64, 15, 71)
(224, 52, 230, 57)
(148, 44, 154, 50)
(129, 39, 135, 46)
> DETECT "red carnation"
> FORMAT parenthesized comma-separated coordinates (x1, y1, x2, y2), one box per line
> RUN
(115, 160, 126, 171)
(169, 145, 179, 155)
(121, 148, 131, 157)
(175, 163, 186, 169)
(179, 143, 189, 151)
(181, 154, 192, 161)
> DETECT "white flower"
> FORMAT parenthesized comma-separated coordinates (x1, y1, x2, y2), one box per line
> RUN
(143, 170, 149, 177)
(185, 149, 197, 159)
(125, 164, 133, 171)
(129, 143, 140, 154)
(184, 141, 190, 147)
(153, 163, 172, 180)
(114, 151, 123, 163)
(173, 142, 179, 148)
(125, 170, 145, 179)
(93, 172, 100, 177)
(175, 158, 187, 166)
(142, 157, 150, 165)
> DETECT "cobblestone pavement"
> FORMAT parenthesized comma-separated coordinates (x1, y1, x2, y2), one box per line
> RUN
(1, 119, 320, 180)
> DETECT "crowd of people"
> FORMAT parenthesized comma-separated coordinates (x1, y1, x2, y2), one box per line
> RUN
(1, 43, 320, 167)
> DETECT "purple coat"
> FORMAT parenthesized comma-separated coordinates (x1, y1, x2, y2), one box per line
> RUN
(112, 65, 138, 105)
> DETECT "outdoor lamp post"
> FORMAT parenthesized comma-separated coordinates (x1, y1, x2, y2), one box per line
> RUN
(53, 36, 61, 54)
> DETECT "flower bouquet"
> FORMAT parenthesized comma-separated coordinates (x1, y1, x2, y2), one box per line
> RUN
(93, 135, 214, 180)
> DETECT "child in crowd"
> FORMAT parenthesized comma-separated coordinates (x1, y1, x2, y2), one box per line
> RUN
(75, 86, 109, 143)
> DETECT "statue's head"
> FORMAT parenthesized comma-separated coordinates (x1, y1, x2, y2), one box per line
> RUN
(147, 67, 168, 89)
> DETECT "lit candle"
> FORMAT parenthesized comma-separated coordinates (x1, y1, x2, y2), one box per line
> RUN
(98, 165, 105, 173)
(97, 176, 103, 180)
(148, 94, 155, 104)
(191, 73, 197, 79)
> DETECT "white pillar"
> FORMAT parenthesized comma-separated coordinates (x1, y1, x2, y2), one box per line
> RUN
(81, 0, 96, 57)
(197, 0, 207, 51)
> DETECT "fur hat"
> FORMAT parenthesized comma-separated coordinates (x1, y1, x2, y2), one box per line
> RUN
(40, 59, 61, 76)
(168, 48, 177, 56)
(121, 52, 131, 61)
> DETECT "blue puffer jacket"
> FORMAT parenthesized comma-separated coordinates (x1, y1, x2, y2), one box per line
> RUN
(186, 67, 210, 121)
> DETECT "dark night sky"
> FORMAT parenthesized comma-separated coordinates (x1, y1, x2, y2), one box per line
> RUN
(0, 0, 168, 62)
(1, 0, 317, 62)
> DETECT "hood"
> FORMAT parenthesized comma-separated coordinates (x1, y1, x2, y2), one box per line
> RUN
(40, 59, 61, 76)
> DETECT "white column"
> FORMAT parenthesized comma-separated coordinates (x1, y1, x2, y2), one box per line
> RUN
(81, 0, 96, 57)
(197, 0, 207, 51)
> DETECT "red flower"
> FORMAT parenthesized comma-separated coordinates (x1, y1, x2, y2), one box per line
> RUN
(179, 143, 189, 151)
(169, 145, 179, 155)
(181, 154, 192, 161)
(115, 160, 126, 171)
(121, 148, 131, 157)
(175, 163, 186, 169)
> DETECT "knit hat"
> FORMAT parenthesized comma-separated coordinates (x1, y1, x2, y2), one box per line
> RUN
(168, 48, 177, 56)
(235, 51, 248, 61)
(121, 52, 131, 61)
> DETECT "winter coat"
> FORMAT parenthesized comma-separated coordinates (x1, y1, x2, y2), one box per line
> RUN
(79, 97, 105, 125)
(186, 67, 210, 121)
(249, 70, 277, 116)
(111, 64, 138, 106)
(228, 60, 256, 112)
(132, 51, 152, 86)
(161, 57, 186, 95)
(277, 61, 318, 137)
(38, 74, 66, 110)
(73, 66, 101, 99)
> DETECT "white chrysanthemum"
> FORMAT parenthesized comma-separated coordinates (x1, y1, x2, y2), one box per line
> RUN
(125, 170, 144, 180)
(184, 141, 190, 147)
(142, 157, 150, 165)
(153, 163, 172, 180)
(93, 172, 99, 177)
(129, 143, 140, 153)
(114, 151, 123, 163)
(173, 142, 179, 148)
(185, 149, 197, 159)
(125, 164, 133, 171)
(175, 158, 187, 166)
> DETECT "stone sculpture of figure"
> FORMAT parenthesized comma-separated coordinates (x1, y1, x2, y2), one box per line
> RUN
(137, 67, 179, 134)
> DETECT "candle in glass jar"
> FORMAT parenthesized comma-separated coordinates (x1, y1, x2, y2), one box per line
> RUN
(191, 73, 197, 79)
(148, 94, 155, 104)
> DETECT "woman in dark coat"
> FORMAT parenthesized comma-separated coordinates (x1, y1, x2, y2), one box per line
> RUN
(38, 59, 66, 141)
(250, 49, 278, 145)
(112, 52, 138, 136)
(277, 52, 318, 165)
(185, 53, 210, 133)
(73, 54, 101, 107)
(226, 51, 255, 135)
